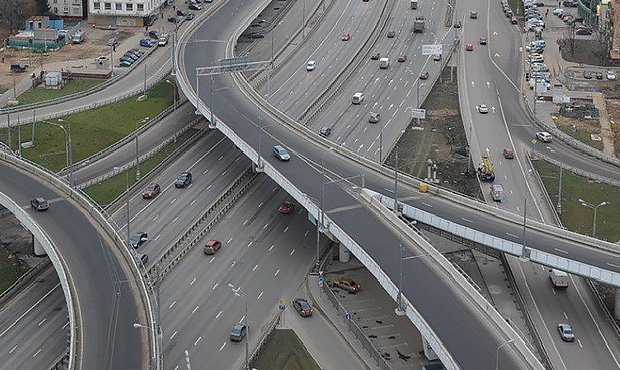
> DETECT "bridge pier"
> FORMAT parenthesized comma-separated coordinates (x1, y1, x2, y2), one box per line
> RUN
(615, 288, 620, 320)
(338, 243, 350, 263)
(33, 236, 46, 256)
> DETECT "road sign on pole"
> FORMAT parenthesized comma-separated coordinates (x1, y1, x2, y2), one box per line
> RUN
(411, 108, 426, 119)
(345, 313, 352, 321)
(278, 304, 286, 312)
(422, 44, 443, 55)
(318, 274, 324, 287)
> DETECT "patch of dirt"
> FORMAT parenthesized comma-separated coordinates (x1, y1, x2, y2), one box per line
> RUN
(553, 115, 599, 130)
(560, 38, 620, 67)
(603, 99, 620, 157)
(385, 68, 482, 198)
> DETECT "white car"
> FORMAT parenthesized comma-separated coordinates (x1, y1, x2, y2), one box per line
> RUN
(477, 104, 489, 113)
(529, 78, 551, 90)
(536, 131, 553, 143)
(553, 8, 564, 15)
(607, 70, 616, 80)
(306, 60, 316, 71)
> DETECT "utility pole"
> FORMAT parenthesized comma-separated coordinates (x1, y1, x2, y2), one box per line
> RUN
(556, 165, 563, 215)
(32, 109, 36, 146)
(393, 151, 399, 214)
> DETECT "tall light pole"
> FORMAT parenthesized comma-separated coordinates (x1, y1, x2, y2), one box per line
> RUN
(135, 117, 148, 181)
(317, 148, 334, 270)
(379, 123, 383, 163)
(115, 166, 130, 247)
(166, 79, 177, 112)
(578, 199, 610, 238)
(46, 119, 72, 186)
(228, 284, 249, 370)
(133, 323, 160, 368)
(495, 339, 515, 370)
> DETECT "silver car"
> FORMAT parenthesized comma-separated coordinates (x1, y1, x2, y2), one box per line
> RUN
(273, 145, 291, 161)
(558, 323, 575, 342)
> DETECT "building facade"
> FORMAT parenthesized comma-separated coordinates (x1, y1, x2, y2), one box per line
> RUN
(47, 0, 86, 19)
(88, 0, 166, 27)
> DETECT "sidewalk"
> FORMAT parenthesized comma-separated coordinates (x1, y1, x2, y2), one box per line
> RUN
(280, 275, 375, 370)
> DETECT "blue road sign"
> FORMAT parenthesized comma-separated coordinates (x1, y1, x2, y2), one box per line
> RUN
(278, 304, 285, 312)
(345, 313, 352, 321)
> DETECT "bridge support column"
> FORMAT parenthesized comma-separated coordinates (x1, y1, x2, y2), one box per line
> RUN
(33, 235, 46, 256)
(615, 288, 620, 320)
(338, 243, 350, 263)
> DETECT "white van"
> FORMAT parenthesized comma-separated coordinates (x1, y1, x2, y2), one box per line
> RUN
(549, 269, 569, 289)
(379, 57, 390, 69)
(352, 92, 364, 104)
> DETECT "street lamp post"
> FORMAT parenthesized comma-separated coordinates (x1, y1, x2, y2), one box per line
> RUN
(578, 199, 610, 238)
(379, 124, 383, 163)
(47, 119, 72, 186)
(166, 79, 177, 113)
(135, 117, 148, 181)
(133, 323, 160, 369)
(317, 148, 334, 270)
(115, 166, 130, 247)
(495, 339, 515, 370)
(228, 284, 249, 370)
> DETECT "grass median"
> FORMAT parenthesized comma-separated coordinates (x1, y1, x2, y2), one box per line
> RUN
(17, 78, 104, 106)
(84, 129, 195, 207)
(0, 79, 176, 172)
(0, 248, 26, 293)
(251, 329, 320, 370)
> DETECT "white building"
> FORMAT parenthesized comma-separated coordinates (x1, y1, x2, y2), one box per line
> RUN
(89, 0, 166, 27)
(48, 0, 85, 18)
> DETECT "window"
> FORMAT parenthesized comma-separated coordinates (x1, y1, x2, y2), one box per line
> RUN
(93, 2, 100, 9)
(126, 3, 133, 10)
(104, 2, 111, 10)
(115, 3, 121, 10)
(137, 3, 144, 11)
(53, 6, 58, 13)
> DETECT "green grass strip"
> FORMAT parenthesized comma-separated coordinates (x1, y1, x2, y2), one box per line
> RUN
(16, 78, 104, 106)
(251, 329, 321, 370)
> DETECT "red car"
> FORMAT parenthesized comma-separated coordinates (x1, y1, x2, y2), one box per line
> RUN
(397, 55, 407, 62)
(279, 201, 295, 214)
(370, 52, 380, 60)
(142, 183, 161, 199)
(341, 33, 350, 41)
(419, 72, 429, 80)
(465, 43, 474, 51)
(203, 239, 222, 255)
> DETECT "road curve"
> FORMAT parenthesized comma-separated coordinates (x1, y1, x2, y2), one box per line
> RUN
(0, 154, 150, 369)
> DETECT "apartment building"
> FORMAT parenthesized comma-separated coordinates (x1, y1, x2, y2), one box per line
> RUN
(48, 0, 86, 18)
(89, 0, 166, 27)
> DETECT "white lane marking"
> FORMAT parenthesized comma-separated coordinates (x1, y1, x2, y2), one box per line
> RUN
(194, 336, 202, 346)
(170, 331, 178, 340)
(219, 342, 227, 351)
(192, 306, 199, 314)
(506, 233, 519, 239)
(227, 238, 233, 243)
(284, 226, 289, 233)
(216, 311, 223, 319)
(213, 282, 218, 290)
(172, 216, 179, 223)
(563, 312, 568, 320)
(190, 278, 196, 286)
(304, 231, 308, 236)
(577, 339, 583, 348)
(253, 264, 259, 271)
(231, 260, 236, 268)
(269, 245, 275, 251)
(9, 344, 17, 354)
(263, 223, 269, 230)
(258, 201, 263, 208)
(554, 248, 569, 255)
(153, 215, 159, 221)
(421, 202, 433, 208)
(608, 263, 620, 269)
(169, 301, 176, 309)
(222, 170, 227, 176)
(38, 318, 46, 327)
(240, 315, 245, 323)
(257, 292, 264, 300)
(210, 257, 215, 263)
(247, 241, 253, 248)
(0, 282, 60, 339)
(243, 219, 248, 226)
(190, 200, 196, 206)
(274, 269, 280, 276)
(33, 349, 41, 358)
(290, 249, 295, 256)
(170, 198, 177, 204)
(461, 218, 473, 223)
(206, 184, 212, 190)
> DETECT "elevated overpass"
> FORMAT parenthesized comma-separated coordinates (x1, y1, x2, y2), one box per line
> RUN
(0, 152, 155, 369)
(176, 0, 545, 368)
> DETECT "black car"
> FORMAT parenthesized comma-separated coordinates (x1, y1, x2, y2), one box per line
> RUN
(319, 127, 332, 137)
(596, 72, 603, 80)
(176, 9, 187, 16)
(134, 253, 148, 265)
(189, 3, 201, 10)
(130, 232, 148, 248)
(31, 197, 49, 211)
(250, 32, 265, 39)
(148, 31, 161, 40)
(186, 13, 196, 20)
(230, 324, 247, 342)
(175, 172, 192, 188)
(293, 298, 313, 317)
(168, 16, 179, 23)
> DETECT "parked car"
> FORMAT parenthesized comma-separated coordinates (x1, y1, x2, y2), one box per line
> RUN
(273, 145, 291, 161)
(558, 323, 575, 342)
(293, 298, 313, 317)
(490, 184, 506, 202)
(536, 131, 553, 143)
(583, 70, 593, 79)
(130, 232, 148, 248)
(319, 127, 332, 137)
(575, 28, 592, 35)
(176, 9, 187, 16)
(607, 70, 616, 80)
(189, 3, 201, 10)
(553, 8, 564, 16)
(142, 183, 161, 199)
(140, 38, 156, 47)
(332, 277, 361, 293)
(250, 32, 265, 39)
(203, 239, 222, 255)
(186, 13, 196, 20)
(148, 31, 161, 39)
(596, 72, 603, 80)
(230, 324, 248, 342)
(134, 253, 148, 265)
(175, 172, 193, 188)
(168, 16, 179, 23)
(120, 60, 133, 67)
(31, 197, 49, 211)
(278, 201, 295, 214)
(454, 20, 462, 28)
(119, 56, 135, 64)
(502, 148, 515, 159)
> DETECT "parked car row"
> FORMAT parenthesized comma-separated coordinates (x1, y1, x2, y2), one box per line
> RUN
(583, 70, 616, 80)
(119, 48, 146, 67)
(500, 0, 518, 25)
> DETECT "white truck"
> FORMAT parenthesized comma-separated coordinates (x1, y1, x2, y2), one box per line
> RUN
(379, 57, 390, 69)
(549, 269, 569, 289)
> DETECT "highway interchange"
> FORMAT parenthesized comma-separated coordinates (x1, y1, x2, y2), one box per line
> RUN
(0, 0, 620, 368)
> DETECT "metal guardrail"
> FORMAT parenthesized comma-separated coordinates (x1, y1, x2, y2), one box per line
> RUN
(0, 44, 160, 115)
(246, 313, 281, 368)
(63, 98, 187, 176)
(531, 149, 620, 187)
(148, 167, 258, 277)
